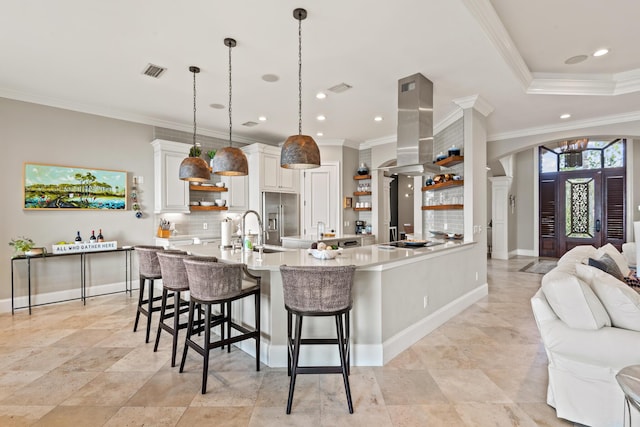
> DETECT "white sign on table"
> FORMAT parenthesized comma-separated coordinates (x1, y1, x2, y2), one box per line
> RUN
(52, 241, 118, 254)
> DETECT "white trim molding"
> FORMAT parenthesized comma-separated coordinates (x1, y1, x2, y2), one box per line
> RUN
(453, 94, 494, 117)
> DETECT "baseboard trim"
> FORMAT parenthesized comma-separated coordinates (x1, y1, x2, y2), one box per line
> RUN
(1, 280, 141, 313)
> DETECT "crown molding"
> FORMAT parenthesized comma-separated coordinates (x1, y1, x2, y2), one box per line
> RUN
(461, 0, 533, 91)
(316, 138, 361, 149)
(361, 135, 396, 149)
(489, 110, 640, 141)
(0, 87, 266, 145)
(452, 94, 494, 117)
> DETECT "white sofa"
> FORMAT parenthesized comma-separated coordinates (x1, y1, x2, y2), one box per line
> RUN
(531, 245, 640, 426)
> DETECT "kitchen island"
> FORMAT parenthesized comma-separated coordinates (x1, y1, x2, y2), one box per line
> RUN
(182, 239, 485, 367)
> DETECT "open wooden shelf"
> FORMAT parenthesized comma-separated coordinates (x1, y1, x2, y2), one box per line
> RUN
(354, 207, 372, 211)
(189, 205, 228, 211)
(353, 175, 371, 180)
(422, 180, 464, 192)
(190, 185, 228, 192)
(354, 191, 372, 196)
(435, 155, 464, 168)
(421, 204, 464, 210)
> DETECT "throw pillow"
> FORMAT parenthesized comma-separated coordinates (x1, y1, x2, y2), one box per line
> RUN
(588, 253, 625, 281)
(541, 267, 611, 330)
(595, 243, 632, 277)
(557, 245, 597, 266)
(575, 263, 640, 332)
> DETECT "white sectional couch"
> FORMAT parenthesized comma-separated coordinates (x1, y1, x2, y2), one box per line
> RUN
(531, 244, 640, 426)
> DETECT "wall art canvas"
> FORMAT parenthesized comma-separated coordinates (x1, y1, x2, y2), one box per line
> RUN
(24, 163, 127, 210)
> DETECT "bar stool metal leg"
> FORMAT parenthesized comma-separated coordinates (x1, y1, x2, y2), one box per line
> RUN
(336, 313, 353, 413)
(286, 313, 304, 414)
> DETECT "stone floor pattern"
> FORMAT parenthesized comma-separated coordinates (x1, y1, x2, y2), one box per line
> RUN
(0, 257, 576, 426)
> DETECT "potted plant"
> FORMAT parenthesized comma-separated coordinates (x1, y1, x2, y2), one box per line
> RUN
(207, 150, 216, 167)
(189, 145, 202, 157)
(9, 236, 46, 257)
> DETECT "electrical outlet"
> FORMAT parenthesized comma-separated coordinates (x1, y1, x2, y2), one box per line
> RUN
(203, 222, 208, 230)
(423, 295, 429, 308)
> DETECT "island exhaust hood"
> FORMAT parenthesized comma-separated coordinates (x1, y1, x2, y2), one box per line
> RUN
(384, 73, 441, 175)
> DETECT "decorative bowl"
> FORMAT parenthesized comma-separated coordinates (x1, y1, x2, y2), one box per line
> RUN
(215, 182, 225, 188)
(200, 201, 216, 207)
(189, 201, 200, 206)
(308, 248, 340, 259)
(215, 199, 226, 206)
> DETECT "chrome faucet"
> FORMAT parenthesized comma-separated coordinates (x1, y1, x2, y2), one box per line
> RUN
(241, 210, 264, 249)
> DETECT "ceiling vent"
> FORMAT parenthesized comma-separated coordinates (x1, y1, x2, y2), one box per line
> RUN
(142, 63, 167, 79)
(242, 121, 259, 127)
(328, 83, 352, 93)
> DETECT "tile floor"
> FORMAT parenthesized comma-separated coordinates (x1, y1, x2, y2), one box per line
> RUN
(0, 257, 576, 426)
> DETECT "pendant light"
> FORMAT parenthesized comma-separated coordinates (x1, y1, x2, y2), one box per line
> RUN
(179, 66, 211, 182)
(212, 38, 249, 176)
(280, 8, 321, 170)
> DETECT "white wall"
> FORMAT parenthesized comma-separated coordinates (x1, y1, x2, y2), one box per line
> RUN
(1, 98, 155, 303)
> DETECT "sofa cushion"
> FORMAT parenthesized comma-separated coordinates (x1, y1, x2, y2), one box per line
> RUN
(557, 245, 597, 266)
(576, 263, 640, 332)
(588, 253, 625, 281)
(542, 266, 611, 330)
(595, 243, 631, 277)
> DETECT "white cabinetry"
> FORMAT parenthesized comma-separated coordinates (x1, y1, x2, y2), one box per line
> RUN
(151, 139, 190, 214)
(221, 174, 249, 212)
(254, 147, 299, 193)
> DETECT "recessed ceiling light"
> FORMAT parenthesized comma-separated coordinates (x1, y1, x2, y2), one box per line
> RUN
(210, 103, 225, 109)
(593, 48, 609, 57)
(316, 132, 323, 137)
(316, 92, 326, 99)
(261, 74, 279, 82)
(316, 115, 326, 121)
(560, 113, 571, 119)
(564, 55, 588, 65)
(258, 116, 267, 121)
(374, 116, 383, 122)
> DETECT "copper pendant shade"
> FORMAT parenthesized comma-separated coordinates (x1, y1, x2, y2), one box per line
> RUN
(280, 8, 320, 170)
(212, 38, 249, 177)
(179, 66, 211, 182)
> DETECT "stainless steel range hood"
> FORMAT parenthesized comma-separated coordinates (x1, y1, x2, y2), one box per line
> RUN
(385, 73, 441, 175)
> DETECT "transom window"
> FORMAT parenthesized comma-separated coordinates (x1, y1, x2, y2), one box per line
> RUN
(540, 139, 625, 173)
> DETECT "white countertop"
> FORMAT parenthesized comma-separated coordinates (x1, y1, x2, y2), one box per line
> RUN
(280, 233, 364, 242)
(182, 239, 475, 271)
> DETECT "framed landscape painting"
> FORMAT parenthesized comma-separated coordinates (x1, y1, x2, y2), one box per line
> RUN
(24, 163, 127, 210)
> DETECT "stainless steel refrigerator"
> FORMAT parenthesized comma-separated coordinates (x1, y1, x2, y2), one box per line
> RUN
(262, 192, 299, 246)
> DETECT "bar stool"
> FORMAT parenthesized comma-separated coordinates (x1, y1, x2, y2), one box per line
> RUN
(180, 258, 261, 394)
(279, 265, 357, 414)
(616, 365, 640, 426)
(154, 252, 215, 366)
(133, 245, 167, 343)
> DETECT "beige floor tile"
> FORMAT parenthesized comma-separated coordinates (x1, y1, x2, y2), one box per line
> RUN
(386, 403, 466, 427)
(373, 369, 448, 405)
(320, 405, 393, 426)
(5, 346, 84, 372)
(54, 346, 133, 372)
(106, 346, 172, 372)
(256, 371, 320, 409)
(49, 328, 115, 348)
(0, 405, 55, 426)
(104, 406, 187, 427)
(248, 405, 320, 427)
(127, 369, 201, 407)
(60, 371, 155, 406)
(0, 370, 47, 401)
(177, 406, 253, 426)
(517, 402, 575, 426)
(453, 402, 540, 427)
(320, 368, 385, 410)
(0, 370, 100, 406)
(429, 368, 513, 403)
(190, 370, 264, 407)
(31, 405, 119, 426)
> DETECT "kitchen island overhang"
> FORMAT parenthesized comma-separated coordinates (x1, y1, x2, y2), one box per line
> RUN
(181, 240, 486, 367)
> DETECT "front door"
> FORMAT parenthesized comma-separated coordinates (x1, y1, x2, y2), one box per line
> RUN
(539, 168, 625, 257)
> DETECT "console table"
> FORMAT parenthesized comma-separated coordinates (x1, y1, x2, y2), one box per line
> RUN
(10, 247, 134, 314)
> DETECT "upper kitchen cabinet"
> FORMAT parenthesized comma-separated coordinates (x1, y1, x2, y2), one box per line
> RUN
(151, 139, 190, 214)
(245, 143, 299, 193)
(220, 174, 249, 212)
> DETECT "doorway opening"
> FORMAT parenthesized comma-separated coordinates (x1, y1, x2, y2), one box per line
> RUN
(539, 139, 626, 258)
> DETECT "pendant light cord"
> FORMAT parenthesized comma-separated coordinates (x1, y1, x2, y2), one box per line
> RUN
(298, 15, 302, 136)
(193, 69, 197, 148)
(228, 42, 233, 148)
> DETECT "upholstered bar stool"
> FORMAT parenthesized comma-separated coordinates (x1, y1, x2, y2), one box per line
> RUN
(133, 245, 167, 343)
(154, 252, 215, 366)
(180, 258, 261, 394)
(279, 265, 357, 414)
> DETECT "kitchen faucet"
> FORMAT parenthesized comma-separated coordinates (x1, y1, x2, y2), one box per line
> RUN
(241, 210, 264, 249)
